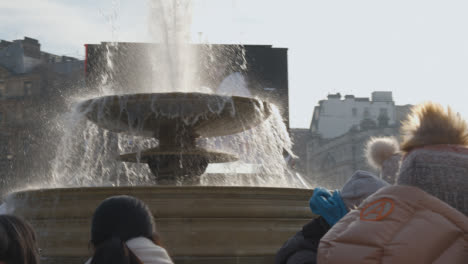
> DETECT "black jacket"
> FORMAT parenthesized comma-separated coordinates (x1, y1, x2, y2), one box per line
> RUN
(275, 216, 330, 264)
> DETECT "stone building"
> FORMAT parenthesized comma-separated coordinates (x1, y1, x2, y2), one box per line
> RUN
(290, 92, 411, 188)
(0, 37, 84, 194)
(306, 126, 401, 188)
(289, 128, 311, 176)
(310, 91, 397, 139)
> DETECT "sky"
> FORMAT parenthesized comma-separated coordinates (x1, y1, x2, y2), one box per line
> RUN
(1, 0, 468, 128)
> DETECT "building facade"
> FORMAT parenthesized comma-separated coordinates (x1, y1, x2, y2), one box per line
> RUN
(310, 91, 397, 139)
(306, 126, 400, 188)
(0, 37, 84, 194)
(290, 92, 411, 188)
(289, 128, 311, 176)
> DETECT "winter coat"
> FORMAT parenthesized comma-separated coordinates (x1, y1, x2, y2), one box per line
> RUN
(276, 216, 330, 264)
(85, 237, 173, 264)
(318, 185, 468, 264)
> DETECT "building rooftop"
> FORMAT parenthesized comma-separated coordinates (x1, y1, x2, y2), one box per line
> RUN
(0, 37, 83, 74)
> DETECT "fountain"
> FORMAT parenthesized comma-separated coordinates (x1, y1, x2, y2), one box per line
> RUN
(79, 92, 271, 184)
(2, 91, 315, 264)
(2, 1, 315, 263)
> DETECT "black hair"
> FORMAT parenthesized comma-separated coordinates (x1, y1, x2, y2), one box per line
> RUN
(90, 195, 157, 264)
(0, 215, 40, 264)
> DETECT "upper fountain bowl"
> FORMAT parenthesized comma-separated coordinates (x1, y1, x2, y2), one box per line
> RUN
(79, 92, 272, 138)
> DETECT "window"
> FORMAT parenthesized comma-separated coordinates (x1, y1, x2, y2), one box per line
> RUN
(0, 80, 4, 98)
(378, 108, 389, 127)
(379, 108, 388, 116)
(363, 107, 370, 118)
(352, 108, 357, 116)
(263, 87, 276, 91)
(17, 109, 23, 120)
(23, 138, 30, 153)
(321, 152, 336, 170)
(24, 81, 32, 96)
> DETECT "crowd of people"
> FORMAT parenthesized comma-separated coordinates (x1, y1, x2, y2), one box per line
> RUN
(277, 102, 468, 264)
(0, 102, 467, 264)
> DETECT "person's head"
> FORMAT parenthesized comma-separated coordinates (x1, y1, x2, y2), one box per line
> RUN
(90, 195, 159, 264)
(397, 102, 468, 216)
(340, 170, 390, 209)
(0, 215, 40, 264)
(365, 137, 401, 184)
(310, 170, 389, 226)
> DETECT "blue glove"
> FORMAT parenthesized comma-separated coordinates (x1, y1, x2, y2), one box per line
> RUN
(309, 187, 348, 226)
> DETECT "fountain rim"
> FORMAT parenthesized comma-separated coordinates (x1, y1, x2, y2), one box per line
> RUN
(78, 92, 268, 107)
(5, 186, 313, 200)
(78, 91, 273, 140)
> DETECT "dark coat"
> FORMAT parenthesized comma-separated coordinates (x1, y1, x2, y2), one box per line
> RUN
(275, 216, 330, 264)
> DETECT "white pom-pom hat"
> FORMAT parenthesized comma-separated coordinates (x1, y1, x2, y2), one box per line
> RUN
(365, 137, 399, 169)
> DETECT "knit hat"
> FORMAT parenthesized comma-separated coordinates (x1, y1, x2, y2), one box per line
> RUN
(340, 170, 390, 209)
(365, 137, 401, 184)
(309, 170, 388, 226)
(397, 102, 468, 216)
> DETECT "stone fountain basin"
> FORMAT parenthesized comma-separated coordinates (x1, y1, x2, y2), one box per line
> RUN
(119, 146, 237, 163)
(7, 186, 314, 264)
(79, 93, 272, 138)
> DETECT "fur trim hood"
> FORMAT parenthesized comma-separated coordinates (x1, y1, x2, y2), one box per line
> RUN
(400, 102, 468, 153)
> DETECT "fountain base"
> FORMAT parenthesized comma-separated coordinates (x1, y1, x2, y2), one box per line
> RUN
(7, 186, 314, 264)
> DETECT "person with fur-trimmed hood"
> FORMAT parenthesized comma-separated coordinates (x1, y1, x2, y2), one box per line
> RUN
(317, 102, 468, 264)
(365, 137, 401, 184)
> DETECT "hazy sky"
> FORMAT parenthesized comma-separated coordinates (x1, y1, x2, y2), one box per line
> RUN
(1, 0, 468, 128)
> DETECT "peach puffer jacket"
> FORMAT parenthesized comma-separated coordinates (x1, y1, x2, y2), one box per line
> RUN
(317, 185, 468, 264)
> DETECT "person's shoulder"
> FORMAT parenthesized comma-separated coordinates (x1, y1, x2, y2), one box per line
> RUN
(302, 216, 330, 238)
(275, 231, 306, 264)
